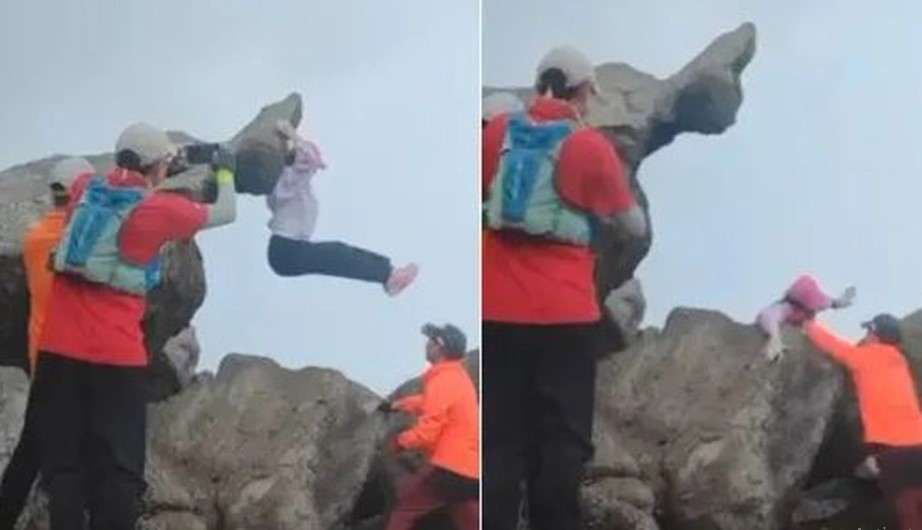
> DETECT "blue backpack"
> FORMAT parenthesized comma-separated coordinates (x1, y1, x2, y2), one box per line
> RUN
(483, 112, 595, 245)
(52, 176, 163, 296)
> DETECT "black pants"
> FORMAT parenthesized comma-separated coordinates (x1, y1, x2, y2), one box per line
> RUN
(32, 352, 147, 530)
(0, 379, 41, 530)
(267, 235, 392, 284)
(482, 322, 598, 530)
(431, 467, 479, 503)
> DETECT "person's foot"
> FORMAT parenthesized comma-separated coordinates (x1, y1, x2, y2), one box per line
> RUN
(385, 263, 419, 297)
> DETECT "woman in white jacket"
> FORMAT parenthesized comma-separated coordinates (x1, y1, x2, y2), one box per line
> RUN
(267, 121, 418, 295)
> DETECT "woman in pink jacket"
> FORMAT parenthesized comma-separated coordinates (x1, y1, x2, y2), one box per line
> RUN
(267, 122, 418, 295)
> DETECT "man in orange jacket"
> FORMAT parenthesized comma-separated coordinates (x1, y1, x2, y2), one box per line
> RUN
(0, 157, 93, 529)
(382, 323, 479, 530)
(805, 314, 922, 529)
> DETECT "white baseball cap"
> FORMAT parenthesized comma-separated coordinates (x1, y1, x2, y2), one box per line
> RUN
(536, 45, 599, 93)
(115, 122, 177, 167)
(50, 157, 94, 191)
(482, 92, 525, 122)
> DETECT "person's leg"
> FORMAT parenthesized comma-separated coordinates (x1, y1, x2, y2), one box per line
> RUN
(267, 235, 392, 283)
(482, 322, 530, 530)
(429, 468, 480, 530)
(525, 324, 597, 530)
(892, 488, 922, 529)
(0, 380, 42, 530)
(385, 467, 445, 530)
(84, 364, 147, 530)
(449, 500, 480, 530)
(33, 352, 87, 530)
(878, 447, 922, 530)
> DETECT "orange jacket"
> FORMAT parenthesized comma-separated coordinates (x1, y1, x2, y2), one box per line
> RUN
(22, 209, 67, 376)
(806, 321, 922, 446)
(395, 360, 479, 479)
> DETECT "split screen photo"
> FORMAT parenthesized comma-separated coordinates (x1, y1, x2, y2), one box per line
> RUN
(1, 0, 921, 529)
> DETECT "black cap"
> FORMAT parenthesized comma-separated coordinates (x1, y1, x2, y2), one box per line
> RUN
(421, 323, 467, 357)
(862, 313, 903, 345)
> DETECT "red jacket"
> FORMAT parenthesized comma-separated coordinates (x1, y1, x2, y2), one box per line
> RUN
(482, 97, 637, 324)
(395, 360, 479, 479)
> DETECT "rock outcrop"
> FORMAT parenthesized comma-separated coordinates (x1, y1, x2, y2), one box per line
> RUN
(483, 23, 757, 351)
(596, 309, 847, 530)
(0, 93, 302, 401)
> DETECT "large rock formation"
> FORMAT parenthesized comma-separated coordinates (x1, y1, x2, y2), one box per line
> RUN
(0, 93, 302, 400)
(483, 23, 757, 350)
(597, 309, 846, 530)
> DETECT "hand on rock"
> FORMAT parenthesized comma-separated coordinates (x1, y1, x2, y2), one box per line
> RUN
(832, 286, 856, 309)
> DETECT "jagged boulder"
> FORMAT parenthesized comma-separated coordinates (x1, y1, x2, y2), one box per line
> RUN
(0, 94, 302, 401)
(141, 355, 381, 530)
(597, 308, 846, 530)
(161, 326, 201, 390)
(483, 23, 756, 351)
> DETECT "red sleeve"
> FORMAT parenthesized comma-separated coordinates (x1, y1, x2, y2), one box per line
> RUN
(482, 114, 509, 197)
(557, 130, 635, 215)
(149, 192, 209, 240)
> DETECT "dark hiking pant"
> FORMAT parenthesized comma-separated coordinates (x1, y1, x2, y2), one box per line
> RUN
(386, 465, 479, 530)
(32, 352, 147, 530)
(0, 379, 41, 530)
(482, 322, 598, 530)
(875, 445, 922, 529)
(267, 235, 392, 284)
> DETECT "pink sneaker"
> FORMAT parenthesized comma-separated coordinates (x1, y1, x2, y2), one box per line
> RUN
(385, 263, 419, 297)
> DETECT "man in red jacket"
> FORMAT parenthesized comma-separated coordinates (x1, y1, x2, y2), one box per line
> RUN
(482, 46, 646, 530)
(32, 123, 238, 530)
(383, 323, 479, 530)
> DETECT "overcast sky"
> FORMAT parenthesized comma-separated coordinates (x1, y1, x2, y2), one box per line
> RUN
(0, 0, 479, 395)
(484, 0, 922, 341)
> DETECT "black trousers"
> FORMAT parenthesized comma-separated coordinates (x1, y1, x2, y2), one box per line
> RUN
(267, 235, 393, 284)
(32, 352, 147, 530)
(482, 322, 598, 530)
(0, 378, 41, 530)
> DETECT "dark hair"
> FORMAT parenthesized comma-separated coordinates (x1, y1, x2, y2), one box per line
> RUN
(482, 119, 488, 129)
(535, 68, 580, 100)
(115, 149, 154, 174)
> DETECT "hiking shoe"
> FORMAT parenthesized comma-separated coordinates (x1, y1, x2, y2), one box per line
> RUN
(385, 264, 419, 297)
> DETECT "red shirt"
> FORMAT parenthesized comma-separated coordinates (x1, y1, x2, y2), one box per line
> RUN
(39, 170, 209, 366)
(482, 98, 636, 323)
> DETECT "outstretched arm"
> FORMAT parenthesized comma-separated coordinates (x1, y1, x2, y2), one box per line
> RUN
(804, 320, 860, 368)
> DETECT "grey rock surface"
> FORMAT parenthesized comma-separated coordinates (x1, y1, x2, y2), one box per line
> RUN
(161, 326, 201, 390)
(597, 308, 844, 530)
